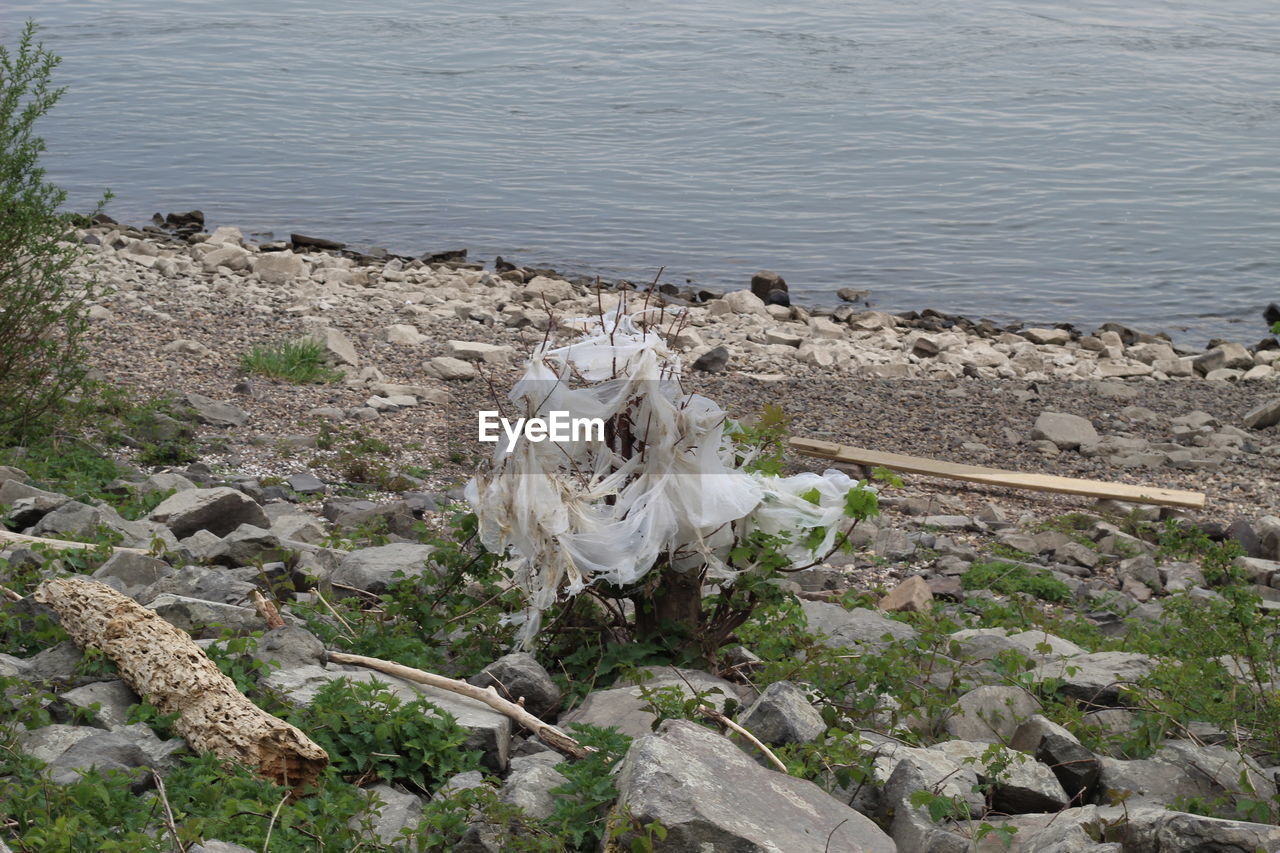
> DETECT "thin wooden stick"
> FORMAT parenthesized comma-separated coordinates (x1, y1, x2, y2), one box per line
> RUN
(0, 529, 149, 555)
(309, 588, 355, 639)
(697, 704, 788, 774)
(151, 771, 187, 853)
(252, 590, 285, 630)
(0, 584, 21, 602)
(327, 650, 593, 759)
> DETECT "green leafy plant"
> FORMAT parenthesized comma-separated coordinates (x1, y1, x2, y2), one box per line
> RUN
(240, 337, 342, 384)
(961, 560, 1071, 602)
(287, 677, 483, 795)
(0, 21, 109, 443)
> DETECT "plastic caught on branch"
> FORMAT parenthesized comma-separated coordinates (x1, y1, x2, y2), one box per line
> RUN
(466, 297, 872, 646)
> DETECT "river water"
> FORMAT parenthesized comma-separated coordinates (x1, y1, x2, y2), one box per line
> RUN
(5, 0, 1279, 344)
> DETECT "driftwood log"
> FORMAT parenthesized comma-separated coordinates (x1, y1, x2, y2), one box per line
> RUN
(33, 577, 328, 789)
(0, 529, 150, 555)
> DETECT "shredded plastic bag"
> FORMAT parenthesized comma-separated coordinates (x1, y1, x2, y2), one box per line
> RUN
(466, 299, 872, 646)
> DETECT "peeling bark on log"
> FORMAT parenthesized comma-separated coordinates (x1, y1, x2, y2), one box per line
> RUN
(33, 577, 327, 789)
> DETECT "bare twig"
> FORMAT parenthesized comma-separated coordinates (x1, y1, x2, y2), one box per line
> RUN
(261, 790, 290, 853)
(0, 584, 22, 602)
(309, 588, 356, 639)
(327, 650, 594, 759)
(696, 703, 787, 773)
(151, 771, 186, 853)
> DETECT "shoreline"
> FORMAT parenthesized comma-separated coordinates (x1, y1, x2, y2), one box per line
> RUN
(101, 211, 1280, 357)
(68, 211, 1280, 526)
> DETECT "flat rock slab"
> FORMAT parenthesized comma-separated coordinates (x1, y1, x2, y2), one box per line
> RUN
(147, 487, 270, 539)
(264, 664, 510, 770)
(616, 719, 896, 853)
(933, 740, 1069, 814)
(330, 543, 437, 593)
(1027, 651, 1156, 707)
(801, 599, 918, 649)
(560, 668, 742, 741)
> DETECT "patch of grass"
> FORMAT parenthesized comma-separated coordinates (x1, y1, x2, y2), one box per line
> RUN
(961, 560, 1071, 602)
(240, 338, 342, 384)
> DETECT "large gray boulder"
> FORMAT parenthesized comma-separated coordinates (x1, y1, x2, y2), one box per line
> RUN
(468, 652, 562, 720)
(1117, 805, 1280, 852)
(350, 783, 425, 846)
(60, 680, 139, 729)
(615, 719, 896, 853)
(1009, 715, 1099, 804)
(943, 685, 1041, 743)
(800, 599, 918, 649)
(146, 594, 266, 638)
(559, 668, 742, 741)
(1243, 397, 1280, 430)
(148, 487, 270, 538)
(880, 760, 970, 853)
(331, 543, 437, 593)
(45, 730, 152, 790)
(92, 551, 175, 596)
(738, 680, 827, 746)
(251, 626, 326, 670)
(1027, 651, 1156, 707)
(932, 740, 1069, 814)
(498, 753, 564, 820)
(139, 564, 257, 606)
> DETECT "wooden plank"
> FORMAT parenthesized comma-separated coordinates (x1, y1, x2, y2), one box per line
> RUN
(789, 437, 1206, 509)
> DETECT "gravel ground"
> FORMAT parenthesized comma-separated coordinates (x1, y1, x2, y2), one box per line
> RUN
(80, 225, 1280, 532)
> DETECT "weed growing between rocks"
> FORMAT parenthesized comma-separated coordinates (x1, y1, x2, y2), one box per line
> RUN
(240, 337, 344, 385)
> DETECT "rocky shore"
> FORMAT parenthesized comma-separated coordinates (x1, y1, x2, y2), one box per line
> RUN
(2, 212, 1280, 852)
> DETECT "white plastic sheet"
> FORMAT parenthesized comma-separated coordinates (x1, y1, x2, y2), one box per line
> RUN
(466, 300, 870, 645)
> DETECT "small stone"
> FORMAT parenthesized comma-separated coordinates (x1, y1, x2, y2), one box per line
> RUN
(445, 340, 513, 364)
(308, 327, 360, 366)
(423, 356, 478, 380)
(252, 250, 307, 284)
(383, 323, 427, 345)
(878, 575, 932, 612)
(1023, 328, 1071, 346)
(692, 346, 730, 373)
(1031, 411, 1099, 450)
(184, 392, 249, 428)
(1243, 397, 1280, 430)
(286, 472, 326, 494)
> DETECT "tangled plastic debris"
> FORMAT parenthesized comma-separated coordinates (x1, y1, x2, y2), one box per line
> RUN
(466, 298, 872, 646)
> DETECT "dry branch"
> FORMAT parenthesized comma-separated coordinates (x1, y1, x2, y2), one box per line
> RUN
(34, 577, 328, 789)
(0, 529, 150, 555)
(697, 704, 788, 774)
(326, 650, 593, 760)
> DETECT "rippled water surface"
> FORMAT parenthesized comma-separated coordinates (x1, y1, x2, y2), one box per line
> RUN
(5, 0, 1280, 343)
